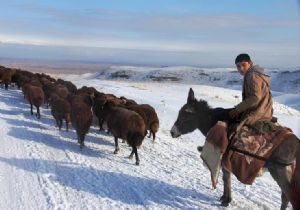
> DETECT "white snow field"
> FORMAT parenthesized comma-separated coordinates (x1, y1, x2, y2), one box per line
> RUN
(0, 69, 299, 210)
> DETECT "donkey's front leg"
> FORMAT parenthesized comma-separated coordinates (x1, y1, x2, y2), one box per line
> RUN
(220, 166, 232, 207)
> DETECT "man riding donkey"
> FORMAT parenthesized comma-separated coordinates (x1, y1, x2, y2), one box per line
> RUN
(197, 53, 300, 209)
(198, 53, 273, 152)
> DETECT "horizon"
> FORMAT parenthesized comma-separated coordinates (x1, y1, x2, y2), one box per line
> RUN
(0, 0, 300, 68)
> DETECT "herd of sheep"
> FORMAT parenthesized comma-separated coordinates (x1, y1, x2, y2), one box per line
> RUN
(0, 65, 159, 165)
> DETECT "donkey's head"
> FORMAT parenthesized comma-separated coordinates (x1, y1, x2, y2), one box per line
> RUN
(170, 88, 205, 138)
(171, 88, 213, 138)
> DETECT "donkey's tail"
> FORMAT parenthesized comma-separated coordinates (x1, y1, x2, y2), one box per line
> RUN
(291, 141, 300, 210)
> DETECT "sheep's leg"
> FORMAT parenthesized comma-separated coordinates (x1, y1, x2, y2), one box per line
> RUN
(113, 137, 119, 154)
(152, 132, 156, 142)
(77, 133, 80, 144)
(66, 120, 69, 132)
(79, 134, 85, 149)
(54, 118, 59, 127)
(148, 131, 152, 138)
(99, 118, 104, 131)
(30, 104, 33, 115)
(133, 146, 140, 165)
(36, 106, 40, 119)
(58, 119, 63, 130)
(128, 148, 134, 159)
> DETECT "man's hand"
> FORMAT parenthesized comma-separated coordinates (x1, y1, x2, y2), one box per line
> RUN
(229, 109, 239, 119)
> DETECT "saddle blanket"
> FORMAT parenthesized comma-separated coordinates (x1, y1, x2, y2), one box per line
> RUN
(201, 120, 293, 187)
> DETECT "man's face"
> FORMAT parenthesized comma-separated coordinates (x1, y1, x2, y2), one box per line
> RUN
(236, 61, 252, 75)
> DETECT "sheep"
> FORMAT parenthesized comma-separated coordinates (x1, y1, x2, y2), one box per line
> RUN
(11, 70, 25, 89)
(71, 93, 94, 108)
(1, 69, 14, 89)
(43, 82, 56, 108)
(26, 85, 45, 119)
(120, 96, 138, 106)
(70, 93, 93, 148)
(104, 102, 146, 165)
(0, 67, 5, 79)
(56, 79, 77, 93)
(22, 79, 42, 99)
(53, 84, 69, 99)
(37, 73, 56, 83)
(94, 96, 125, 133)
(92, 92, 107, 131)
(18, 74, 36, 90)
(76, 86, 96, 96)
(125, 104, 159, 141)
(49, 93, 71, 131)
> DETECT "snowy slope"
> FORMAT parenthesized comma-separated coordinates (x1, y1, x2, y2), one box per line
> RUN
(0, 75, 299, 210)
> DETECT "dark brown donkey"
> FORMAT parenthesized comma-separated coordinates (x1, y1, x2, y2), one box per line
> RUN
(170, 88, 300, 210)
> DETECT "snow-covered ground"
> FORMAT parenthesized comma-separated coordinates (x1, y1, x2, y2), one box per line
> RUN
(0, 69, 299, 210)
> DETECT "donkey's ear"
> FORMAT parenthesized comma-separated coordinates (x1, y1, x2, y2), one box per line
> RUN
(187, 88, 195, 103)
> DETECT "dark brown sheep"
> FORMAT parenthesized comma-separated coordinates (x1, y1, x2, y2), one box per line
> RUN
(49, 93, 71, 131)
(26, 85, 45, 119)
(54, 84, 69, 99)
(22, 83, 31, 99)
(11, 70, 24, 89)
(31, 79, 43, 88)
(125, 104, 159, 141)
(0, 67, 5, 87)
(71, 93, 94, 108)
(120, 96, 138, 106)
(104, 93, 118, 101)
(93, 96, 125, 133)
(92, 92, 107, 131)
(70, 94, 93, 148)
(105, 102, 146, 165)
(43, 82, 56, 108)
(76, 86, 96, 96)
(1, 69, 15, 89)
(22, 79, 42, 99)
(57, 79, 77, 93)
(0, 67, 5, 79)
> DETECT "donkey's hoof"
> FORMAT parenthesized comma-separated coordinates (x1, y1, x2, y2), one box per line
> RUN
(197, 146, 203, 152)
(221, 201, 229, 207)
(220, 197, 232, 207)
(114, 148, 119, 154)
(135, 161, 140, 166)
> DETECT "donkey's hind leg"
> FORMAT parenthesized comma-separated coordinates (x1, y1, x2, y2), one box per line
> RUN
(269, 164, 293, 210)
(220, 166, 232, 207)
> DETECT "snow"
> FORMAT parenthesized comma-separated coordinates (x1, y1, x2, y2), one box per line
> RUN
(0, 67, 299, 210)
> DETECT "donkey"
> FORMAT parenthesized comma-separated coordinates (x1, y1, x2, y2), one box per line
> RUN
(170, 88, 300, 209)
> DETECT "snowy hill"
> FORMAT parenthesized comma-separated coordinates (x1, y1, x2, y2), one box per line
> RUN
(62, 65, 300, 110)
(0, 72, 299, 209)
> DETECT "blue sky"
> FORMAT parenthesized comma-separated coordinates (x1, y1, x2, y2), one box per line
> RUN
(0, 0, 299, 67)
